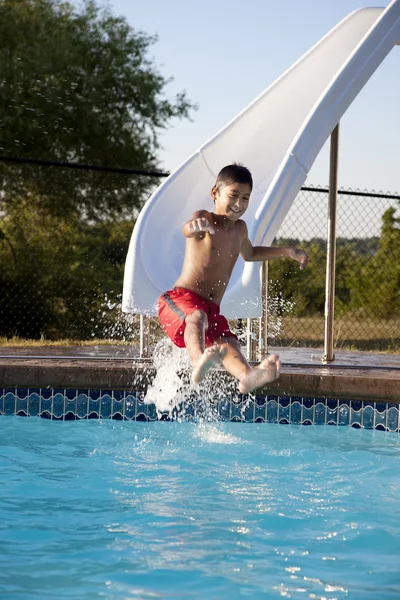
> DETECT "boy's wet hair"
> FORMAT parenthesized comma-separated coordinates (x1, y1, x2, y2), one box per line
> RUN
(215, 163, 253, 192)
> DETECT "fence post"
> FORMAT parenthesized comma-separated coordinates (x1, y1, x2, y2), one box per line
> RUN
(323, 123, 339, 363)
(259, 261, 268, 360)
(246, 318, 252, 361)
(139, 314, 150, 358)
(246, 318, 257, 361)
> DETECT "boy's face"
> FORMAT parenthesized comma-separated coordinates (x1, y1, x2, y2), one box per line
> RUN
(211, 182, 251, 221)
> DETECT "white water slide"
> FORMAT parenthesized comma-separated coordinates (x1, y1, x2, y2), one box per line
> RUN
(123, 1, 400, 318)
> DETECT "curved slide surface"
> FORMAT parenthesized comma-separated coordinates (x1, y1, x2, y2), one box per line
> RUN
(123, 1, 400, 318)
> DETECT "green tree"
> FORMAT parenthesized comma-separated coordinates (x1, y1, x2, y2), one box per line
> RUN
(0, 0, 195, 339)
(0, 201, 135, 339)
(0, 0, 195, 219)
(269, 238, 327, 316)
(349, 207, 400, 318)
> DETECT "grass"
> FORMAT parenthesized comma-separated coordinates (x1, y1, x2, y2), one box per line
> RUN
(0, 336, 131, 348)
(271, 316, 400, 352)
(1, 316, 399, 353)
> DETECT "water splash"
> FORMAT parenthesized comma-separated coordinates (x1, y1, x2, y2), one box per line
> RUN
(91, 293, 140, 342)
(193, 422, 245, 445)
(143, 339, 240, 423)
(267, 284, 296, 342)
(144, 339, 190, 414)
(93, 289, 296, 423)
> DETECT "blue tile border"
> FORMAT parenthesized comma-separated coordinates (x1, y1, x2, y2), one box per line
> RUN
(0, 387, 399, 431)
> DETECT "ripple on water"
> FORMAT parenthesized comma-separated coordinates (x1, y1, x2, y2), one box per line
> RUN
(1, 419, 400, 599)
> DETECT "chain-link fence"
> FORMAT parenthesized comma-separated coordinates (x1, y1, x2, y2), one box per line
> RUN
(1, 159, 399, 352)
(0, 160, 155, 345)
(269, 186, 400, 351)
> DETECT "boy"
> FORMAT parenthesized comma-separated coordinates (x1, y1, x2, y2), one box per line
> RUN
(158, 164, 308, 393)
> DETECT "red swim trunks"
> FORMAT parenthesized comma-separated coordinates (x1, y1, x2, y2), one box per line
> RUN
(158, 287, 238, 348)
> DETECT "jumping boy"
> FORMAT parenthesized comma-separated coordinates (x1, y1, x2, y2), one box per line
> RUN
(158, 164, 308, 393)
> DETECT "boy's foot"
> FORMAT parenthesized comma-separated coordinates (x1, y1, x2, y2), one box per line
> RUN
(192, 345, 228, 384)
(238, 354, 281, 393)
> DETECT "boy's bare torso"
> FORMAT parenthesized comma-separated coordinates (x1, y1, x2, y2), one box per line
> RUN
(174, 211, 244, 304)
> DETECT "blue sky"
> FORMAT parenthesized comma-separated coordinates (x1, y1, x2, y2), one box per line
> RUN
(105, 0, 399, 193)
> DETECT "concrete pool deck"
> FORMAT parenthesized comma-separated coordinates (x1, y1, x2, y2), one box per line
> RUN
(0, 345, 399, 403)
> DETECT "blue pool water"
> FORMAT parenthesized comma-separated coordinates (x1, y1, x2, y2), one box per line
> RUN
(1, 419, 400, 599)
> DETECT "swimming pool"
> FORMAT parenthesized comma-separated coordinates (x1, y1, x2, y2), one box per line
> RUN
(1, 418, 400, 599)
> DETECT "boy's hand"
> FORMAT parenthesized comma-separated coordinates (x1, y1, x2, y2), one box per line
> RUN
(289, 248, 308, 269)
(187, 217, 215, 236)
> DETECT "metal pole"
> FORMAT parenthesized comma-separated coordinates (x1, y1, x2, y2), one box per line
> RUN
(259, 261, 268, 360)
(246, 318, 253, 361)
(246, 319, 258, 361)
(139, 314, 150, 358)
(139, 314, 145, 357)
(323, 123, 340, 363)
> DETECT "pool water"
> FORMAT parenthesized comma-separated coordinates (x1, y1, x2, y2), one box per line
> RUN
(1, 419, 400, 599)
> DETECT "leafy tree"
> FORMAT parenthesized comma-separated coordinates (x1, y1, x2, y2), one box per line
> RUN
(269, 238, 327, 316)
(349, 207, 400, 318)
(0, 0, 195, 339)
(271, 223, 399, 323)
(0, 0, 195, 219)
(0, 196, 137, 338)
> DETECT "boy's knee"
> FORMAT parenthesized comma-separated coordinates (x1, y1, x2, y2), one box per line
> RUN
(186, 309, 208, 328)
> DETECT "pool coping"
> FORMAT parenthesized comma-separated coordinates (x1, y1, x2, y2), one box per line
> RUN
(1, 355, 399, 403)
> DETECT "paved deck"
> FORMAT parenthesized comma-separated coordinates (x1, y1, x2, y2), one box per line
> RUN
(0, 345, 399, 402)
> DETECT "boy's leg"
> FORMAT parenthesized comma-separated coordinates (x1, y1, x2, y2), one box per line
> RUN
(184, 310, 227, 384)
(215, 337, 280, 393)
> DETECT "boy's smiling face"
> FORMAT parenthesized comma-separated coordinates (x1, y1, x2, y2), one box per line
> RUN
(211, 182, 251, 221)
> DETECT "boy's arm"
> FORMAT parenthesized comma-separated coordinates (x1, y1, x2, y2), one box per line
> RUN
(182, 210, 215, 238)
(239, 222, 308, 269)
